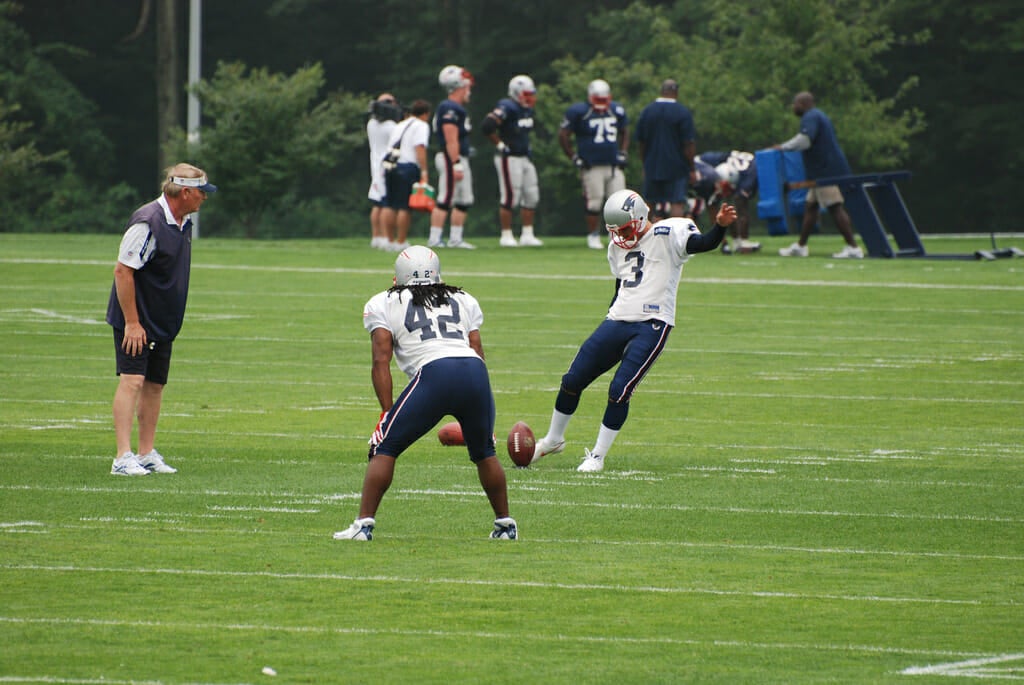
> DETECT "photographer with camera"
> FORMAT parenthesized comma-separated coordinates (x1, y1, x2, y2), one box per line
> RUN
(367, 93, 402, 249)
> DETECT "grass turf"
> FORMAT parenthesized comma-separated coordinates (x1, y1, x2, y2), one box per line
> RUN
(1, 232, 1022, 683)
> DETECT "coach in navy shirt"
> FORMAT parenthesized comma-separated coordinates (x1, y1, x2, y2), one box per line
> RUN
(106, 163, 216, 476)
(634, 79, 697, 221)
(773, 91, 864, 259)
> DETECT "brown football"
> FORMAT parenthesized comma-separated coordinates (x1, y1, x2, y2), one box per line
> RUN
(437, 421, 465, 446)
(506, 421, 535, 468)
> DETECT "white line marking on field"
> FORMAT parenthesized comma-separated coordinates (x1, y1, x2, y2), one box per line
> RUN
(901, 653, 1024, 678)
(6, 308, 106, 325)
(0, 615, 1003, 661)
(0, 675, 249, 685)
(0, 521, 46, 534)
(1, 483, 1021, 524)
(0, 564, 999, 606)
(4, 257, 1024, 292)
(29, 520, 1024, 562)
(207, 505, 319, 514)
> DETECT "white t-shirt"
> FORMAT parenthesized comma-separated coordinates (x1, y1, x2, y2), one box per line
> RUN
(367, 118, 396, 201)
(387, 117, 430, 167)
(363, 288, 483, 378)
(606, 217, 699, 327)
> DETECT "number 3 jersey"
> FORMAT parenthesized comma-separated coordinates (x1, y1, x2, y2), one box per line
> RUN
(363, 289, 484, 378)
(606, 217, 700, 328)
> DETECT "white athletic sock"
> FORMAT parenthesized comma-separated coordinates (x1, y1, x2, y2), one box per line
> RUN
(593, 424, 620, 457)
(546, 409, 572, 443)
(450, 225, 465, 243)
(521, 225, 536, 238)
(429, 226, 443, 244)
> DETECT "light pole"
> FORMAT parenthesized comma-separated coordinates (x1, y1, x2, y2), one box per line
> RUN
(187, 0, 202, 238)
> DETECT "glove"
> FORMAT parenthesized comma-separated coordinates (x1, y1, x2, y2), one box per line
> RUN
(496, 141, 510, 157)
(615, 151, 628, 168)
(368, 410, 388, 458)
(572, 154, 588, 170)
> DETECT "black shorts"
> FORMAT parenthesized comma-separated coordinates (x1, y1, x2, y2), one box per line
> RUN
(113, 329, 173, 385)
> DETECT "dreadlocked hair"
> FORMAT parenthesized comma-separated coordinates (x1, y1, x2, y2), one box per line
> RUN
(388, 283, 465, 309)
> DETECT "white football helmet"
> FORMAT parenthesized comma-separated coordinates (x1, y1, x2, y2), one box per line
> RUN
(438, 65, 474, 92)
(587, 79, 611, 111)
(603, 189, 649, 249)
(508, 74, 536, 106)
(714, 162, 739, 196)
(394, 245, 442, 286)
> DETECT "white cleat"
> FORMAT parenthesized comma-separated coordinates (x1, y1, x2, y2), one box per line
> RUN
(530, 436, 565, 464)
(778, 242, 809, 257)
(576, 449, 605, 473)
(587, 233, 604, 250)
(447, 239, 476, 250)
(490, 517, 518, 540)
(832, 245, 864, 259)
(139, 449, 177, 474)
(111, 452, 148, 476)
(333, 517, 375, 541)
(519, 234, 544, 247)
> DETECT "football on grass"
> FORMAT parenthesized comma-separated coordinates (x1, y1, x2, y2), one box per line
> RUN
(506, 421, 535, 468)
(437, 421, 465, 446)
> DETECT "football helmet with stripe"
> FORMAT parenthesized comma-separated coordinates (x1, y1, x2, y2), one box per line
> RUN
(604, 189, 649, 250)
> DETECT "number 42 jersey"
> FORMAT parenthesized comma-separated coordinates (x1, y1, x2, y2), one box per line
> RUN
(363, 289, 484, 378)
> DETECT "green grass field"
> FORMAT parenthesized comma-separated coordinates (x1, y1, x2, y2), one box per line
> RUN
(1, 231, 1022, 684)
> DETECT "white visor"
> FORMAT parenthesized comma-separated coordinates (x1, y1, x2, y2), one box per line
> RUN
(171, 175, 218, 193)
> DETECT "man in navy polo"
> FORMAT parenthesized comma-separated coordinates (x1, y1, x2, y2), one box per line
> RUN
(634, 79, 697, 221)
(106, 163, 216, 476)
(773, 91, 864, 259)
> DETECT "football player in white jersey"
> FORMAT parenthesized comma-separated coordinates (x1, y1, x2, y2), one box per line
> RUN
(334, 246, 517, 541)
(531, 189, 736, 472)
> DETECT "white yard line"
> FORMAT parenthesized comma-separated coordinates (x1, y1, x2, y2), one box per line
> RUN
(3, 257, 1024, 292)
(0, 565, 1000, 607)
(0, 614, 1007, 661)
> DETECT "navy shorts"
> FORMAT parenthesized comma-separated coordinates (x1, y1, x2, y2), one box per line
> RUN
(383, 163, 420, 210)
(375, 356, 497, 462)
(642, 177, 689, 205)
(113, 329, 173, 385)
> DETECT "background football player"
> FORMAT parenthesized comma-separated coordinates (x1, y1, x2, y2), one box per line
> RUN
(482, 74, 542, 247)
(428, 65, 476, 249)
(559, 78, 630, 250)
(690, 149, 761, 254)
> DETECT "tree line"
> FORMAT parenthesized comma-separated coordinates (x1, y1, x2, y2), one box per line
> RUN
(2, 0, 1021, 237)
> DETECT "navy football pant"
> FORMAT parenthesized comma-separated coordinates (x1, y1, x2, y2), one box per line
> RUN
(376, 356, 497, 462)
(556, 318, 672, 430)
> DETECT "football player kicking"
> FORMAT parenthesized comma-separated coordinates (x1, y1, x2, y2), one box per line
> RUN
(334, 246, 517, 541)
(531, 189, 736, 473)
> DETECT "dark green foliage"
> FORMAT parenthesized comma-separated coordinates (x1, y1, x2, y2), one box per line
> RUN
(0, 2, 136, 232)
(164, 61, 366, 238)
(3, 0, 1021, 235)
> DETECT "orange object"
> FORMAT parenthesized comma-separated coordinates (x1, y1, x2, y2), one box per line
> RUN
(409, 182, 436, 213)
